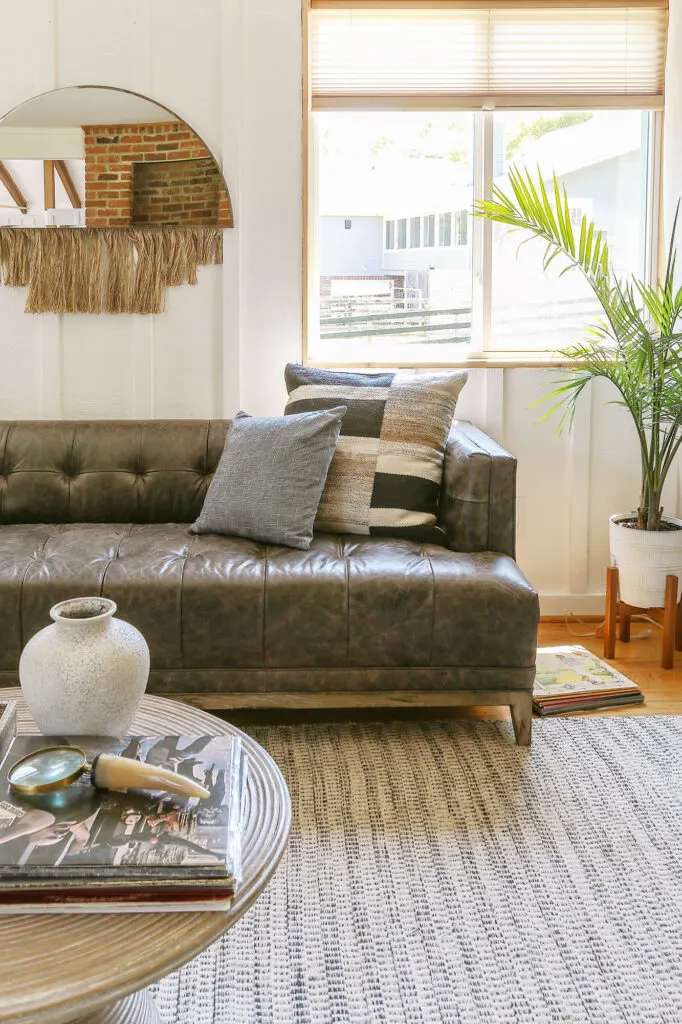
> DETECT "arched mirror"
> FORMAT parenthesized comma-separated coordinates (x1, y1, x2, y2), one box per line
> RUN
(0, 86, 232, 229)
(0, 87, 231, 313)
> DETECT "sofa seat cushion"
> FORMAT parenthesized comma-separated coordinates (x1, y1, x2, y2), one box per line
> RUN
(0, 524, 538, 684)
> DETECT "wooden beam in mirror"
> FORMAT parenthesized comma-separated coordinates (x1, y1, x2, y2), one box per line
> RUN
(55, 160, 81, 209)
(0, 160, 27, 214)
(0, 86, 232, 229)
(43, 160, 56, 213)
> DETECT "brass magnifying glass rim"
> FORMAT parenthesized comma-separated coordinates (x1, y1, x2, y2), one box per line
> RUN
(8, 745, 90, 796)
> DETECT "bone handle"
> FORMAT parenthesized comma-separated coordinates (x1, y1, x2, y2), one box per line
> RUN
(92, 754, 210, 799)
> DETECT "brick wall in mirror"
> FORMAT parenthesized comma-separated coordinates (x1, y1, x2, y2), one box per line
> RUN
(0, 86, 232, 314)
(0, 85, 232, 228)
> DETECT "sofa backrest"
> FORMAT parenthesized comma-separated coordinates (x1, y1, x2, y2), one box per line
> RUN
(0, 420, 230, 524)
(0, 419, 518, 556)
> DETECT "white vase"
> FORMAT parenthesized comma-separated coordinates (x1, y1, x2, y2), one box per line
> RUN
(609, 513, 682, 608)
(19, 596, 150, 736)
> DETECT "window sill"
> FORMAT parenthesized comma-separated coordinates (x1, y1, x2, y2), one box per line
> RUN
(304, 352, 582, 370)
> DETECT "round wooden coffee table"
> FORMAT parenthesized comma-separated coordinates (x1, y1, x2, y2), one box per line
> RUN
(0, 691, 292, 1024)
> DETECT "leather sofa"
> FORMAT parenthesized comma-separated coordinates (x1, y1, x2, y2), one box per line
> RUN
(0, 419, 539, 743)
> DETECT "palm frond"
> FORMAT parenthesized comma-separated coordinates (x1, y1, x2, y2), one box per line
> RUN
(474, 177, 682, 529)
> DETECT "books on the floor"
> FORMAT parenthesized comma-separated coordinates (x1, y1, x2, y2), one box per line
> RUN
(0, 732, 247, 913)
(533, 645, 644, 716)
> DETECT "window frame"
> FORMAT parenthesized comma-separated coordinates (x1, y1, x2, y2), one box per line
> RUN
(302, 28, 663, 368)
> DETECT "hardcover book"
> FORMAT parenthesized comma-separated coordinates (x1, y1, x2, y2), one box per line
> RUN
(0, 733, 247, 912)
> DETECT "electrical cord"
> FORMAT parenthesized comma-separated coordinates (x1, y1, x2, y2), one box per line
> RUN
(563, 613, 603, 638)
(563, 612, 661, 639)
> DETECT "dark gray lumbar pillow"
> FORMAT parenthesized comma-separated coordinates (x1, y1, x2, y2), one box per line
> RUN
(189, 407, 346, 549)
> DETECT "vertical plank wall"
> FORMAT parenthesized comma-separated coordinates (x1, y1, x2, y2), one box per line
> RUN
(0, 0, 676, 614)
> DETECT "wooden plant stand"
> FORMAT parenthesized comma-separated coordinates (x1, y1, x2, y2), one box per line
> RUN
(604, 566, 682, 669)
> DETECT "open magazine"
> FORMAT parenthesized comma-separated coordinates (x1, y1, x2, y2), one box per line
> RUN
(0, 733, 247, 913)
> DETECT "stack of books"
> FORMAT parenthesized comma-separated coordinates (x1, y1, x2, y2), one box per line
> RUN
(533, 645, 644, 716)
(0, 728, 246, 914)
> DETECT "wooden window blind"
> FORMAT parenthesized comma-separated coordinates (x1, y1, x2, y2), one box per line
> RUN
(310, 1, 668, 109)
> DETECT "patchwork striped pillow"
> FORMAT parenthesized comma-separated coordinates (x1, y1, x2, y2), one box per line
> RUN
(284, 365, 467, 543)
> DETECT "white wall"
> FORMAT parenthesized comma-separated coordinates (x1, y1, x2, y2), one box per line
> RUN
(0, 0, 302, 420)
(1, 0, 677, 615)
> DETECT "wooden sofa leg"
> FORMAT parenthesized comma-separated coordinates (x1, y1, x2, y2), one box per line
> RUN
(510, 695, 532, 746)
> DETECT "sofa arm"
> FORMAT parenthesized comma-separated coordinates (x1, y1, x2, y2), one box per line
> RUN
(439, 421, 517, 558)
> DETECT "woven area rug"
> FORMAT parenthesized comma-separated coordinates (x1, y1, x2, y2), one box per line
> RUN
(153, 717, 682, 1023)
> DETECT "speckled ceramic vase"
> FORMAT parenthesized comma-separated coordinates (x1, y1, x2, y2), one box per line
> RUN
(19, 597, 150, 736)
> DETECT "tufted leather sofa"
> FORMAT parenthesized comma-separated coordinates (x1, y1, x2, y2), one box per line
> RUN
(0, 419, 539, 742)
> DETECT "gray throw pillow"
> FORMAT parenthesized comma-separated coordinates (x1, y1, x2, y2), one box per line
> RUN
(189, 407, 346, 549)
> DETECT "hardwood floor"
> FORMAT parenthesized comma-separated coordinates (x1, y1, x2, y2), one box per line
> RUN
(223, 619, 682, 727)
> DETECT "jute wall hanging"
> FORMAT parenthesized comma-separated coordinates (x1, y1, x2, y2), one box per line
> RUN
(0, 227, 223, 315)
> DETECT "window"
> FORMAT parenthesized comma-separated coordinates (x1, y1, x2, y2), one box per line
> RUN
(454, 211, 468, 248)
(307, 2, 664, 364)
(316, 111, 475, 363)
(490, 110, 650, 351)
(569, 206, 590, 232)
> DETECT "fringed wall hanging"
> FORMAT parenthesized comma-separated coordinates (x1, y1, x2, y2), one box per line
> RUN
(0, 227, 223, 315)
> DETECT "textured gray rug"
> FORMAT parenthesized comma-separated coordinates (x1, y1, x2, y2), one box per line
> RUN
(154, 717, 682, 1023)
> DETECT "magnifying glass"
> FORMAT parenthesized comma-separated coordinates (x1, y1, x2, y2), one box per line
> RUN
(8, 745, 210, 800)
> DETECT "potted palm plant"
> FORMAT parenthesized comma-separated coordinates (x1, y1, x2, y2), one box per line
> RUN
(475, 168, 682, 609)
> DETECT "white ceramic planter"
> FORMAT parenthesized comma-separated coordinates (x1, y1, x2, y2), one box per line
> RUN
(609, 513, 682, 608)
(19, 596, 150, 736)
